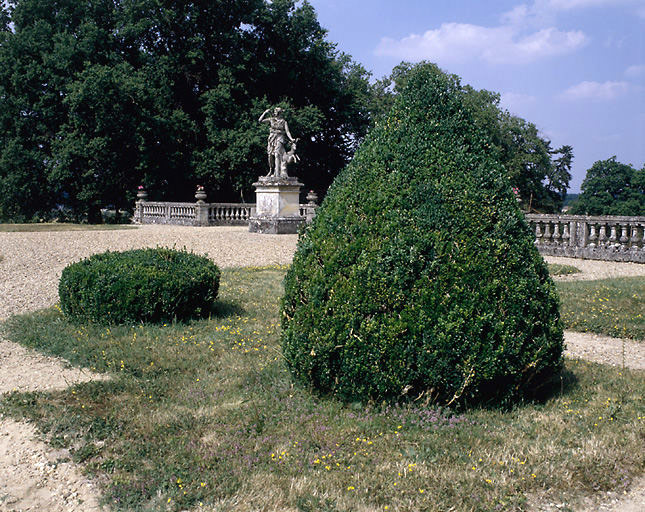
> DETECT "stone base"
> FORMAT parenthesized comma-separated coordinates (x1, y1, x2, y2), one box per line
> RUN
(249, 216, 305, 234)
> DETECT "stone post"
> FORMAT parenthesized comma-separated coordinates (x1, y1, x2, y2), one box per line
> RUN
(305, 190, 319, 223)
(135, 187, 147, 224)
(194, 186, 209, 227)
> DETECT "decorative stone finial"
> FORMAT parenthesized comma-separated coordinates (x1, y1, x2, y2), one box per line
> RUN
(195, 185, 207, 202)
(136, 185, 148, 201)
(306, 190, 318, 205)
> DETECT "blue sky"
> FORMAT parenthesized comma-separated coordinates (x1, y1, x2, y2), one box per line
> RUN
(308, 0, 645, 192)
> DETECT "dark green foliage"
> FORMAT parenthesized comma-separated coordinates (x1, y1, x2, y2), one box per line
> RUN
(0, 0, 373, 221)
(59, 248, 221, 324)
(570, 157, 644, 216)
(281, 63, 564, 406)
(370, 62, 573, 213)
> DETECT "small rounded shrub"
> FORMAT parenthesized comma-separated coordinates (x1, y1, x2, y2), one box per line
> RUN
(281, 63, 564, 407)
(59, 248, 221, 324)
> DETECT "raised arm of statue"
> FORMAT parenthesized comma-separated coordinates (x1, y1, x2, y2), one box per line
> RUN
(259, 108, 271, 123)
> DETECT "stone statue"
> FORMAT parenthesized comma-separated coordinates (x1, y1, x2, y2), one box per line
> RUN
(259, 107, 299, 178)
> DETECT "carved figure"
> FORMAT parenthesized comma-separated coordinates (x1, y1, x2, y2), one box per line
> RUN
(280, 138, 300, 177)
(259, 107, 298, 178)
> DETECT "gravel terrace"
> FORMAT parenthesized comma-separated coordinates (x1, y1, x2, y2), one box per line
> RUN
(0, 225, 643, 511)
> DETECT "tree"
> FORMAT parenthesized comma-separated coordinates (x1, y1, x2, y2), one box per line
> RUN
(370, 62, 572, 213)
(571, 157, 644, 216)
(0, 0, 373, 221)
(0, 0, 120, 221)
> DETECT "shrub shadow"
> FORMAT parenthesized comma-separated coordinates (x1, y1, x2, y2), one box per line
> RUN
(526, 367, 580, 405)
(209, 299, 245, 319)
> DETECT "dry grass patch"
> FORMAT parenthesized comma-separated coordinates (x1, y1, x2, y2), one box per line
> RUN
(1, 268, 643, 511)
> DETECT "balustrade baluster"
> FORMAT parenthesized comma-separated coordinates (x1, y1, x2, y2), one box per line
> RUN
(609, 224, 618, 246)
(552, 222, 561, 245)
(562, 223, 570, 244)
(588, 224, 597, 247)
(534, 222, 542, 244)
(630, 224, 645, 251)
(543, 222, 552, 245)
(598, 224, 608, 246)
(619, 224, 629, 245)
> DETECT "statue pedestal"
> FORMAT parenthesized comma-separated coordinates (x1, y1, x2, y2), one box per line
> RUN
(249, 176, 305, 234)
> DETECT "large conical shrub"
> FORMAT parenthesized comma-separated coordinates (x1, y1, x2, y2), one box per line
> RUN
(281, 63, 563, 406)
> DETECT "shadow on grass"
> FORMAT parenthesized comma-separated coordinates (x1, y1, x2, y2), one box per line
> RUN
(209, 299, 245, 319)
(528, 367, 580, 405)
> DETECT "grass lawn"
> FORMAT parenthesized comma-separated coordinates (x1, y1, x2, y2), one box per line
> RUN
(547, 263, 581, 276)
(556, 276, 645, 341)
(0, 223, 137, 232)
(1, 267, 644, 511)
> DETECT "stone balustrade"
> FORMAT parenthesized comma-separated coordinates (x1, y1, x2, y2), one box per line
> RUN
(208, 203, 255, 225)
(134, 196, 318, 228)
(135, 201, 254, 226)
(136, 202, 197, 226)
(526, 214, 645, 263)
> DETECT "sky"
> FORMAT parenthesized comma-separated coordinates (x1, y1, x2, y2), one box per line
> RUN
(307, 0, 645, 192)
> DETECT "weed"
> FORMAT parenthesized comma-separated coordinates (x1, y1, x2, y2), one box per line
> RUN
(548, 263, 581, 276)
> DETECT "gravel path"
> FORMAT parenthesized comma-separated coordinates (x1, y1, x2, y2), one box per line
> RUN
(0, 228, 642, 511)
(0, 226, 297, 512)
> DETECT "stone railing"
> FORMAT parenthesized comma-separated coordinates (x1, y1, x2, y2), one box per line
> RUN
(526, 214, 645, 263)
(134, 201, 254, 226)
(208, 203, 255, 225)
(133, 188, 319, 228)
(135, 202, 197, 226)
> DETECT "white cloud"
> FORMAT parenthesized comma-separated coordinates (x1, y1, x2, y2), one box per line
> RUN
(375, 23, 587, 65)
(501, 4, 531, 25)
(625, 64, 645, 78)
(559, 81, 632, 100)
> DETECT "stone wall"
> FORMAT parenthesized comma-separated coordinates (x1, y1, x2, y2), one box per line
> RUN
(526, 214, 645, 263)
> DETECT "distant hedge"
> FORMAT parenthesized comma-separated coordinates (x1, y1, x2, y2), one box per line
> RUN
(59, 248, 220, 324)
(281, 63, 564, 407)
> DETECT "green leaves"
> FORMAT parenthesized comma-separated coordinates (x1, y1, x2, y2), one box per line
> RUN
(59, 248, 221, 324)
(0, 0, 373, 220)
(571, 157, 644, 216)
(281, 63, 564, 407)
(371, 63, 573, 214)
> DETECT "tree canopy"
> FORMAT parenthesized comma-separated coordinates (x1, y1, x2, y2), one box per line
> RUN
(371, 63, 573, 213)
(570, 157, 644, 216)
(1, 7, 575, 222)
(0, 0, 373, 221)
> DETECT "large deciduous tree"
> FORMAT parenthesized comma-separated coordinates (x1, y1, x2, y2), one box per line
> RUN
(0, 0, 122, 221)
(0, 0, 373, 221)
(371, 62, 573, 213)
(571, 157, 644, 216)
